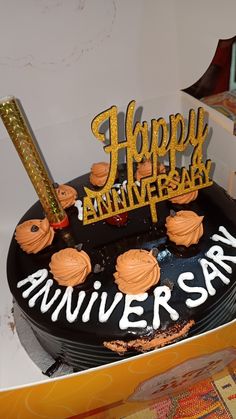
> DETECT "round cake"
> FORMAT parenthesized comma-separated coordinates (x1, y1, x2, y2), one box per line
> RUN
(7, 167, 236, 371)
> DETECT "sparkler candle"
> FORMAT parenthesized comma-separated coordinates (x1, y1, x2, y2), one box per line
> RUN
(0, 96, 68, 229)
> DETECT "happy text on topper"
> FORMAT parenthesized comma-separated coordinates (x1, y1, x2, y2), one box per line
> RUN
(83, 100, 212, 225)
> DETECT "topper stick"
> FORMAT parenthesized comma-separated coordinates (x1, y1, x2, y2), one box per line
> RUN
(0, 96, 69, 229)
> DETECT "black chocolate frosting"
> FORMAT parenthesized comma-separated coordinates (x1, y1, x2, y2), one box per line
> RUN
(7, 170, 236, 370)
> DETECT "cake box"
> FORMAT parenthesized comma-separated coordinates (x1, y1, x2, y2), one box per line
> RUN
(0, 93, 236, 419)
(0, 2, 236, 418)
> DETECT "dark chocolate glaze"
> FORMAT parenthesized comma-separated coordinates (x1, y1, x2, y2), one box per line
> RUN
(7, 170, 236, 370)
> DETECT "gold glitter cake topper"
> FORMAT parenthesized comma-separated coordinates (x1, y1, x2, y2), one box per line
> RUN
(83, 100, 212, 225)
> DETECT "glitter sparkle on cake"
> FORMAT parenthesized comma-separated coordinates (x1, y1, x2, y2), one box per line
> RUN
(83, 100, 212, 225)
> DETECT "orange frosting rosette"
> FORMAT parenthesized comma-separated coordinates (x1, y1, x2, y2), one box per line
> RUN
(15, 218, 54, 254)
(114, 249, 160, 294)
(55, 184, 77, 209)
(170, 190, 198, 204)
(135, 159, 166, 181)
(169, 175, 198, 204)
(165, 210, 204, 247)
(49, 248, 91, 287)
(90, 162, 110, 187)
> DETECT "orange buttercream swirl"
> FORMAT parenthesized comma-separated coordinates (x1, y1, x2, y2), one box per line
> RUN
(135, 159, 166, 181)
(170, 190, 198, 204)
(169, 175, 198, 204)
(90, 162, 110, 187)
(165, 210, 204, 247)
(114, 249, 160, 294)
(55, 184, 77, 209)
(15, 218, 54, 254)
(49, 248, 91, 287)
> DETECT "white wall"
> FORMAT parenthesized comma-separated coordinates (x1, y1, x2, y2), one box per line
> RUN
(175, 0, 236, 90)
(0, 0, 180, 226)
(0, 0, 180, 131)
(1, 0, 236, 226)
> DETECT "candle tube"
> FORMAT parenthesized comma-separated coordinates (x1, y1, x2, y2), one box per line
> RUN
(0, 96, 69, 229)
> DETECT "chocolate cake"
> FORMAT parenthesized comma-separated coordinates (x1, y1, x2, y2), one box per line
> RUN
(7, 167, 236, 371)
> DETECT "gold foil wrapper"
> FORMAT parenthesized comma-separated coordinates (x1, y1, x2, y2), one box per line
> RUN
(0, 96, 68, 228)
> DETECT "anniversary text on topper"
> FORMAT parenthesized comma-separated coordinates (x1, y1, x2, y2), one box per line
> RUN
(83, 100, 212, 224)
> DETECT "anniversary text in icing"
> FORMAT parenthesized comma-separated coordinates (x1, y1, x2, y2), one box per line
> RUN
(17, 226, 235, 330)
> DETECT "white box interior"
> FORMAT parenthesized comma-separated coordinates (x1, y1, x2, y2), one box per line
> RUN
(1, 0, 236, 389)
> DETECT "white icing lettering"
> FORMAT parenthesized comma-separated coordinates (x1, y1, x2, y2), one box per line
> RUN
(112, 180, 129, 192)
(75, 200, 83, 221)
(51, 287, 72, 322)
(94, 281, 101, 290)
(200, 258, 230, 296)
(153, 286, 179, 329)
(99, 292, 123, 322)
(93, 198, 98, 212)
(41, 281, 61, 312)
(177, 272, 208, 308)
(119, 294, 148, 330)
(17, 269, 48, 298)
(212, 226, 236, 248)
(112, 182, 121, 190)
(28, 279, 61, 311)
(18, 224, 236, 330)
(51, 287, 86, 323)
(82, 292, 99, 322)
(66, 289, 86, 323)
(123, 180, 128, 191)
(76, 181, 130, 221)
(206, 245, 236, 274)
